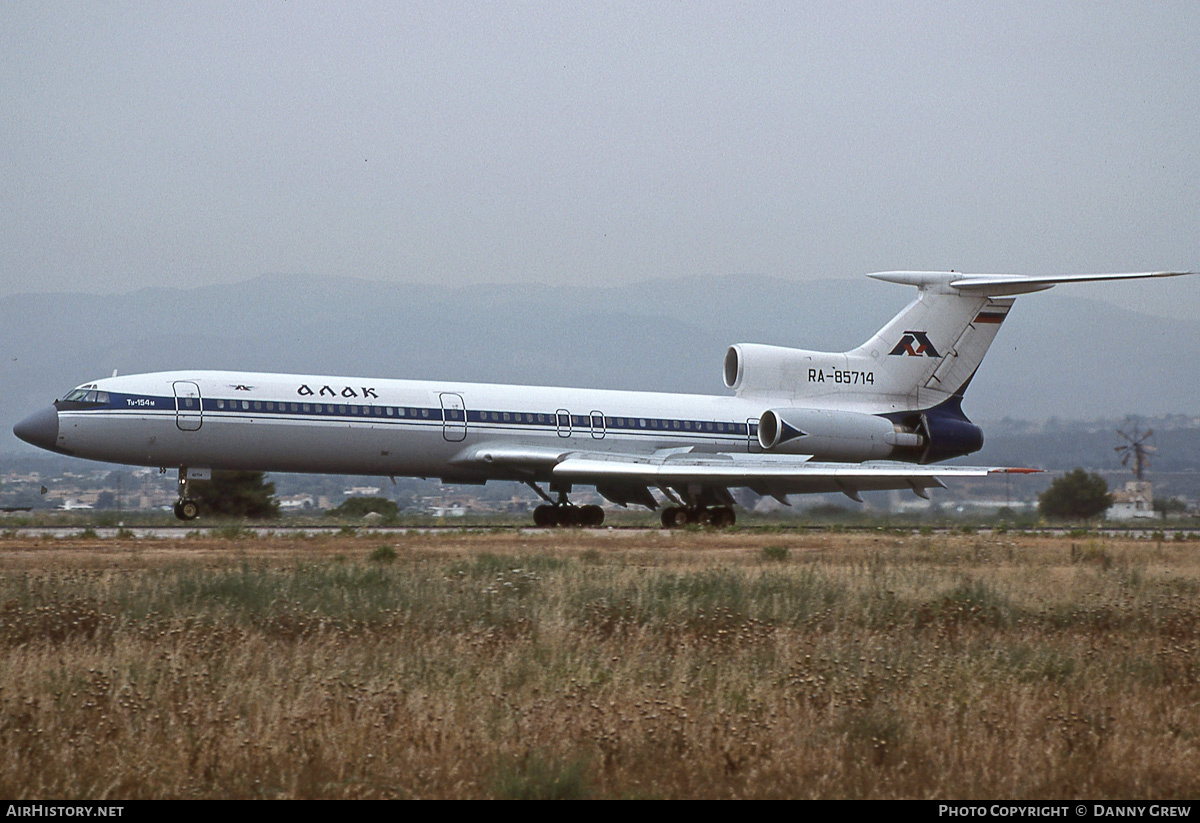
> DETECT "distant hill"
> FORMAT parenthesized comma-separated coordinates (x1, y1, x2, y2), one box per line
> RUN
(2, 273, 1198, 454)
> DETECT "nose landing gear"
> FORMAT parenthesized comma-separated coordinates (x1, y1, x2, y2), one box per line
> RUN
(173, 468, 201, 521)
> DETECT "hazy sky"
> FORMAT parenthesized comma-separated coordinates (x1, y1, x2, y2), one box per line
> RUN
(3, 2, 1198, 317)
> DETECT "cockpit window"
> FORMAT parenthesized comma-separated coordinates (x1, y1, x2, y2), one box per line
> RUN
(59, 389, 109, 407)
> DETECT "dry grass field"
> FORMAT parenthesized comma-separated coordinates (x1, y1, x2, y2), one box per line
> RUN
(1, 527, 1197, 799)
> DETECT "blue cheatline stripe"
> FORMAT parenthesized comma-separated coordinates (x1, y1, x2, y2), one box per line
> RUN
(93, 392, 757, 438)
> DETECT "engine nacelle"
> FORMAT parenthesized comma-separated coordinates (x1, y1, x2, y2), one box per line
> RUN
(724, 343, 827, 395)
(757, 407, 924, 461)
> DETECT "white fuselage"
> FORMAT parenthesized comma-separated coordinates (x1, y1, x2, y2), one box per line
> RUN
(53, 370, 787, 481)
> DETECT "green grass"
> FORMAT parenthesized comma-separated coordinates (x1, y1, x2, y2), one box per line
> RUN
(762, 544, 790, 561)
(369, 544, 397, 563)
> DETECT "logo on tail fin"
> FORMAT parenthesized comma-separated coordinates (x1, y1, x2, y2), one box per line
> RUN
(888, 331, 940, 358)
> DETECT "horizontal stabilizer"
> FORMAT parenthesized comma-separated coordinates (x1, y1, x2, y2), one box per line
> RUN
(949, 271, 1193, 296)
(869, 270, 1193, 296)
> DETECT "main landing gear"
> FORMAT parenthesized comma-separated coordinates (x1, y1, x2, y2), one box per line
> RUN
(660, 505, 736, 529)
(524, 484, 735, 529)
(533, 503, 605, 528)
(531, 488, 604, 528)
(173, 468, 200, 522)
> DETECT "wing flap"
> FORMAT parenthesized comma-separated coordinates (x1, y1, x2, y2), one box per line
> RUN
(453, 442, 1037, 504)
(553, 453, 1032, 497)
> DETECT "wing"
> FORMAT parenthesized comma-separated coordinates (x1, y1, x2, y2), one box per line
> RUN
(450, 443, 1037, 508)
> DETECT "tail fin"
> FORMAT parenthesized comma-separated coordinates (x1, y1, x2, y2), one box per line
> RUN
(852, 272, 1012, 409)
(726, 270, 1191, 409)
(854, 270, 1192, 410)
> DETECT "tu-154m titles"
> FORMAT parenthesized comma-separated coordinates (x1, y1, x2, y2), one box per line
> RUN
(13, 270, 1192, 527)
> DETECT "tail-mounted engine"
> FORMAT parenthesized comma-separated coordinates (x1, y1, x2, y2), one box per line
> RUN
(724, 344, 819, 395)
(757, 407, 924, 462)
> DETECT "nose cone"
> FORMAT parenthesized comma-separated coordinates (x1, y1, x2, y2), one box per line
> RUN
(13, 406, 60, 452)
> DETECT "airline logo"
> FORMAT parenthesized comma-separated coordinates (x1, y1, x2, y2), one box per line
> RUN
(888, 331, 940, 358)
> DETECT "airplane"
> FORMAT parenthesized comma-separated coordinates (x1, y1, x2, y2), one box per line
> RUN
(12, 270, 1192, 527)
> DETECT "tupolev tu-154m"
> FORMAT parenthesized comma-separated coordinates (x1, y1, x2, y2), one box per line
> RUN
(13, 270, 1193, 527)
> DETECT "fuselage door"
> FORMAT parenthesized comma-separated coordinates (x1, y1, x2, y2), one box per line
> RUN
(173, 381, 203, 432)
(556, 409, 572, 438)
(440, 393, 467, 442)
(746, 418, 761, 453)
(590, 411, 606, 439)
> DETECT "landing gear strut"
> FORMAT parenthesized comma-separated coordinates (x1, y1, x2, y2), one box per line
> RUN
(174, 468, 200, 521)
(660, 505, 736, 529)
(531, 488, 604, 528)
